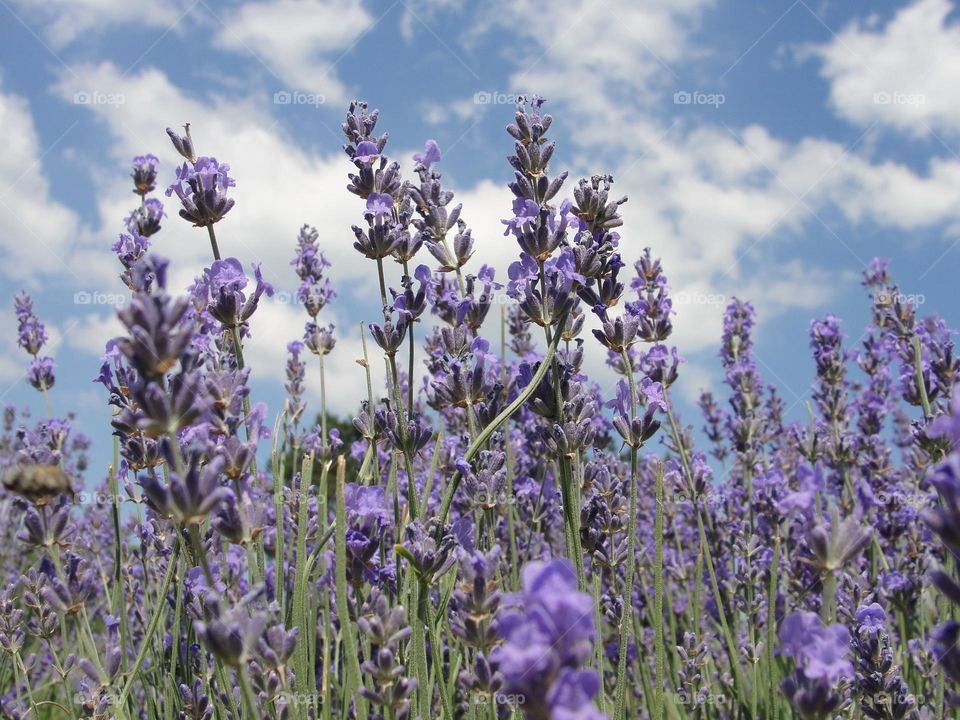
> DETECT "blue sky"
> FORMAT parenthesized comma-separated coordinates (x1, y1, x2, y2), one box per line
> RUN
(1, 0, 958, 477)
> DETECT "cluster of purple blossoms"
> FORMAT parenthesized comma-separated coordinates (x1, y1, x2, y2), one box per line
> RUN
(493, 559, 606, 720)
(14, 293, 55, 394)
(165, 125, 236, 228)
(7, 95, 960, 720)
(779, 612, 854, 719)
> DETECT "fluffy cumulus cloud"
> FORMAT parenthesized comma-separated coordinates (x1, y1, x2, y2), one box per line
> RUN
(4, 0, 193, 47)
(41, 61, 400, 415)
(477, 0, 714, 109)
(213, 0, 374, 105)
(8, 0, 960, 419)
(50, 62, 376, 288)
(811, 0, 960, 136)
(0, 85, 82, 285)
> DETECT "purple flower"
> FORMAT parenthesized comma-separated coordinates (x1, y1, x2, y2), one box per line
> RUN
(27, 357, 55, 392)
(124, 198, 165, 237)
(304, 322, 336, 356)
(14, 293, 47, 355)
(492, 559, 604, 720)
(194, 593, 267, 667)
(928, 383, 960, 451)
(199, 258, 274, 328)
(112, 232, 151, 270)
(412, 139, 441, 169)
(343, 483, 391, 529)
(854, 603, 886, 635)
(779, 611, 853, 684)
(366, 192, 393, 217)
(131, 153, 159, 195)
(353, 140, 380, 164)
(165, 156, 236, 227)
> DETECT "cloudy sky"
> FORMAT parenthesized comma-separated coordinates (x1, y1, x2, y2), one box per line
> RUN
(1, 0, 958, 474)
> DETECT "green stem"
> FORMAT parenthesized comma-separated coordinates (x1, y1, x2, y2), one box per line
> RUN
(912, 335, 932, 419)
(434, 309, 568, 537)
(292, 454, 314, 714)
(319, 353, 328, 441)
(359, 322, 380, 483)
(654, 462, 666, 720)
(334, 458, 367, 718)
(237, 664, 260, 720)
(614, 347, 641, 720)
(117, 539, 180, 707)
(663, 387, 745, 700)
(766, 529, 781, 720)
(821, 570, 836, 624)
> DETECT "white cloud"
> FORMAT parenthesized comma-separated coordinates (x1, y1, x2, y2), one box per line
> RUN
(5, 0, 192, 47)
(0, 86, 82, 285)
(46, 61, 405, 416)
(63, 311, 123, 357)
(811, 0, 960, 136)
(212, 0, 374, 106)
(478, 0, 713, 108)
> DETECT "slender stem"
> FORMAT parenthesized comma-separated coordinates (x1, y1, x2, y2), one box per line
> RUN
(614, 348, 641, 720)
(292, 455, 314, 709)
(205, 224, 222, 260)
(319, 354, 328, 441)
(663, 386, 745, 696)
(413, 579, 431, 718)
(188, 523, 216, 587)
(654, 462, 665, 720)
(434, 309, 569, 537)
(359, 322, 379, 484)
(388, 353, 421, 519)
(108, 436, 128, 676)
(821, 570, 836, 624)
(271, 411, 286, 616)
(117, 539, 180, 707)
(237, 664, 260, 720)
(766, 529, 781, 720)
(912, 335, 932, 419)
(334, 457, 367, 719)
(41, 387, 53, 417)
(592, 571, 608, 717)
(538, 263, 584, 588)
(402, 259, 415, 420)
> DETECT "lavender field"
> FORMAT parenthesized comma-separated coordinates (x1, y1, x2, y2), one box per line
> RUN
(3, 2, 960, 720)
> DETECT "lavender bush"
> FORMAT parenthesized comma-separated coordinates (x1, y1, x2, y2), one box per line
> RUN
(1, 96, 959, 720)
